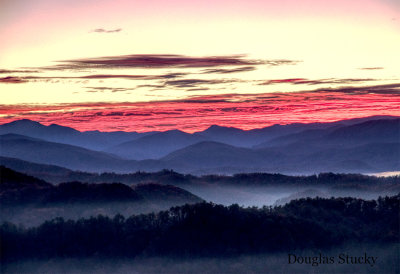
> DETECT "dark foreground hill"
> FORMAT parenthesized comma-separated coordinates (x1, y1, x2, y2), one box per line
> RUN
(1, 195, 398, 262)
(134, 183, 203, 204)
(0, 167, 202, 207)
(0, 165, 51, 191)
(1, 161, 399, 194)
(0, 167, 203, 225)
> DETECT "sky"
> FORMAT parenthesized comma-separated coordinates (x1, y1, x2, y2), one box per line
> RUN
(0, 0, 399, 132)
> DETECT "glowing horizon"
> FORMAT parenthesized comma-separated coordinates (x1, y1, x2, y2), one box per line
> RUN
(1, 0, 399, 132)
(1, 87, 399, 133)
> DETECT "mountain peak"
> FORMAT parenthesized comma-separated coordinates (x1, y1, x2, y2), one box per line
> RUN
(3, 119, 43, 127)
(203, 125, 243, 133)
(0, 119, 79, 135)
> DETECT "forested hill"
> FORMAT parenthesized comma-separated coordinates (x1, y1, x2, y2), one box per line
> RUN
(0, 165, 51, 191)
(0, 166, 202, 207)
(1, 195, 398, 262)
(1, 165, 399, 197)
(2, 162, 399, 189)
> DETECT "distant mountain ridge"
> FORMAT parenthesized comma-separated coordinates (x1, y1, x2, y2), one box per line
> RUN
(1, 115, 397, 154)
(0, 119, 149, 151)
(255, 118, 399, 149)
(0, 116, 399, 174)
(0, 134, 134, 172)
(106, 129, 207, 160)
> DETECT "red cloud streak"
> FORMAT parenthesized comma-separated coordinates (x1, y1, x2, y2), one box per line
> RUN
(1, 91, 399, 132)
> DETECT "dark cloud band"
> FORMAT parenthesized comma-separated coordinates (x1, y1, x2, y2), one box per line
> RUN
(56, 54, 285, 69)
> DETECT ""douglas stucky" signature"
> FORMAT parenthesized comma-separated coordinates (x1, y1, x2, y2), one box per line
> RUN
(288, 253, 378, 267)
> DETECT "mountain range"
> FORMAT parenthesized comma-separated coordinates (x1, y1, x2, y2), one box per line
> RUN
(0, 119, 149, 151)
(0, 116, 398, 175)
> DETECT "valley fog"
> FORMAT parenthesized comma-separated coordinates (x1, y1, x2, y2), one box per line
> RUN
(3, 244, 398, 274)
(180, 184, 398, 207)
(2, 182, 397, 227)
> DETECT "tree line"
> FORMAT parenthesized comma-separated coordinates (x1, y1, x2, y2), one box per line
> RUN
(1, 195, 398, 262)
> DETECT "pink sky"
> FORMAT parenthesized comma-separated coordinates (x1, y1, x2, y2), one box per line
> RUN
(1, 0, 399, 131)
(1, 89, 399, 132)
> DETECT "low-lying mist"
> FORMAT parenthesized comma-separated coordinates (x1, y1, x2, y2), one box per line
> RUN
(2, 184, 396, 227)
(181, 183, 398, 207)
(1, 201, 181, 227)
(3, 244, 398, 274)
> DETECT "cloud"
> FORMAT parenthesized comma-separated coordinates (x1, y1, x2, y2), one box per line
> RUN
(259, 78, 308, 85)
(91, 28, 122, 33)
(0, 76, 28, 84)
(7, 73, 238, 90)
(163, 79, 233, 88)
(186, 88, 210, 92)
(179, 93, 250, 103)
(311, 83, 400, 95)
(52, 54, 296, 70)
(78, 74, 153, 80)
(264, 60, 301, 66)
(158, 72, 187, 79)
(0, 69, 40, 74)
(201, 66, 256, 74)
(84, 87, 133, 93)
(0, 55, 300, 88)
(358, 67, 384, 70)
(136, 84, 166, 90)
(259, 78, 376, 86)
(0, 74, 167, 83)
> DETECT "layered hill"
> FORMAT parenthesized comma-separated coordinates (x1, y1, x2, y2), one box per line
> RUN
(0, 167, 202, 205)
(0, 167, 204, 225)
(0, 117, 398, 174)
(106, 130, 207, 160)
(0, 134, 134, 172)
(0, 119, 147, 151)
